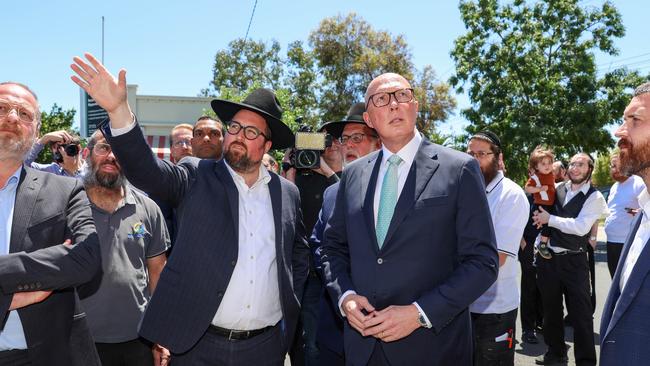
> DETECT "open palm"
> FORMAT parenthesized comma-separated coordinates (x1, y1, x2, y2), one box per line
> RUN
(70, 52, 127, 114)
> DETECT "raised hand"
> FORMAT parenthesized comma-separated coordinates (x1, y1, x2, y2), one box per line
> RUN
(70, 53, 132, 125)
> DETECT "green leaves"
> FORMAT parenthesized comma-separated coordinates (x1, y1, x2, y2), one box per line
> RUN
(451, 0, 642, 181)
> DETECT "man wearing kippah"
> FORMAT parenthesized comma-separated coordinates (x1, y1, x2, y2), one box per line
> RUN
(466, 131, 529, 366)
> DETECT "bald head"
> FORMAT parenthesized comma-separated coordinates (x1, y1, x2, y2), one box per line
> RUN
(365, 73, 413, 103)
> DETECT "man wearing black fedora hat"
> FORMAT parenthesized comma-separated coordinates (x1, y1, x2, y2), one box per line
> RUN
(70, 53, 310, 366)
(309, 102, 381, 366)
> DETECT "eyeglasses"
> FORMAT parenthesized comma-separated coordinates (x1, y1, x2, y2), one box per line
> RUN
(193, 128, 222, 139)
(172, 138, 192, 148)
(93, 142, 112, 156)
(340, 133, 377, 145)
(569, 162, 588, 169)
(466, 151, 494, 159)
(0, 98, 37, 124)
(366, 88, 414, 108)
(226, 120, 268, 140)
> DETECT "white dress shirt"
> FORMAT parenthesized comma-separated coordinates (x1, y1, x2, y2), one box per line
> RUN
(211, 163, 282, 330)
(605, 176, 645, 243)
(619, 189, 650, 292)
(547, 182, 607, 252)
(471, 171, 529, 314)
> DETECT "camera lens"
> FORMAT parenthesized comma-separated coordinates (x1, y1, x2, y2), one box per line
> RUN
(64, 144, 80, 156)
(297, 150, 318, 168)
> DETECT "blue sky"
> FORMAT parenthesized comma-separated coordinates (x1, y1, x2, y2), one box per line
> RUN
(3, 0, 648, 134)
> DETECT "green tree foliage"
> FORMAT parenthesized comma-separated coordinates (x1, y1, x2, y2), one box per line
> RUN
(36, 104, 76, 163)
(450, 0, 644, 181)
(592, 150, 614, 188)
(205, 13, 456, 141)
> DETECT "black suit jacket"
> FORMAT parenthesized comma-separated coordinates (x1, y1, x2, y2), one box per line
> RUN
(0, 167, 101, 366)
(102, 123, 310, 354)
(322, 139, 498, 365)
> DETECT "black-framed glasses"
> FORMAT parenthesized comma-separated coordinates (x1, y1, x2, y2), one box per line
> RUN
(466, 151, 494, 159)
(0, 98, 37, 124)
(226, 120, 268, 140)
(93, 142, 112, 156)
(340, 133, 377, 145)
(366, 88, 414, 108)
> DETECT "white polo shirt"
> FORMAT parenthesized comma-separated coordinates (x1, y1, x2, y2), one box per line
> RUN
(470, 171, 529, 314)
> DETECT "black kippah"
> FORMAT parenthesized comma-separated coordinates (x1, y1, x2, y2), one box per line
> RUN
(471, 130, 502, 150)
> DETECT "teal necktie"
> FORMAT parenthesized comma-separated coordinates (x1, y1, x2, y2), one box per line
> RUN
(376, 154, 403, 249)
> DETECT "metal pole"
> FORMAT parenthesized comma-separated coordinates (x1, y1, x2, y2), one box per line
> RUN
(101, 16, 105, 63)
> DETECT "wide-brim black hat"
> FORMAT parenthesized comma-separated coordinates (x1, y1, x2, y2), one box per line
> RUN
(211, 88, 294, 150)
(318, 102, 369, 138)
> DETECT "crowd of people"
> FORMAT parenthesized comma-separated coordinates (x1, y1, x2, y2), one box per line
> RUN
(0, 51, 650, 366)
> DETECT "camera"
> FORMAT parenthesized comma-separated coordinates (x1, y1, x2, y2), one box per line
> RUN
(291, 125, 333, 169)
(63, 144, 80, 157)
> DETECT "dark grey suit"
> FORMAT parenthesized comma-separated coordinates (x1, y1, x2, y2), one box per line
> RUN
(0, 167, 101, 366)
(101, 122, 310, 355)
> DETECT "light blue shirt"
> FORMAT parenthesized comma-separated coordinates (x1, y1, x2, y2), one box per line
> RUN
(0, 167, 28, 350)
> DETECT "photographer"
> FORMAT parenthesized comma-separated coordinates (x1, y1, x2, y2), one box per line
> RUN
(282, 122, 343, 366)
(25, 129, 85, 178)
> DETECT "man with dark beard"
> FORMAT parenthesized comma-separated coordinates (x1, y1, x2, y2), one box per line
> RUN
(532, 153, 606, 366)
(70, 53, 309, 366)
(600, 82, 650, 365)
(466, 131, 529, 366)
(78, 131, 169, 366)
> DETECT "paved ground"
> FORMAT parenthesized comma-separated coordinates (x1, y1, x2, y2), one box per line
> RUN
(287, 225, 613, 366)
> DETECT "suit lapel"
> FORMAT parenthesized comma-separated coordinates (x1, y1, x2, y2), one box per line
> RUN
(10, 168, 40, 254)
(213, 161, 239, 238)
(605, 213, 648, 338)
(362, 151, 382, 254)
(268, 174, 284, 266)
(382, 140, 439, 249)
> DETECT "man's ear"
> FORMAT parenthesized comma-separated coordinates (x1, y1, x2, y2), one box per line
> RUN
(264, 140, 272, 154)
(363, 112, 374, 129)
(82, 147, 90, 160)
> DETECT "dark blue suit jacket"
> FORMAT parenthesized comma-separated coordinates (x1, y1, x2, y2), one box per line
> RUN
(310, 183, 344, 355)
(321, 139, 498, 366)
(600, 212, 650, 365)
(102, 123, 310, 354)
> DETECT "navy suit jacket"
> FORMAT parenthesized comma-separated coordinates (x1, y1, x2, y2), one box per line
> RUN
(310, 183, 344, 355)
(600, 212, 650, 365)
(0, 167, 101, 366)
(321, 139, 498, 366)
(102, 123, 310, 354)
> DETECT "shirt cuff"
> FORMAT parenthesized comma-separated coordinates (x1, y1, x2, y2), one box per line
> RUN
(413, 302, 432, 328)
(548, 214, 558, 228)
(110, 114, 137, 136)
(338, 290, 357, 317)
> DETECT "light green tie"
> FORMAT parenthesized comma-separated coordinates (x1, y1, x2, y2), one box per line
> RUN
(376, 154, 403, 249)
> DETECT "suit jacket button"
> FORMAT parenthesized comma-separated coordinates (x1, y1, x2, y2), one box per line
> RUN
(231, 261, 236, 266)
(17, 285, 24, 291)
(377, 258, 383, 265)
(29, 284, 36, 290)
(35, 282, 42, 289)
(218, 292, 223, 297)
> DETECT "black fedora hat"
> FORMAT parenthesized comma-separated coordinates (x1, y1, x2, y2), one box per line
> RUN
(318, 102, 369, 139)
(211, 88, 294, 150)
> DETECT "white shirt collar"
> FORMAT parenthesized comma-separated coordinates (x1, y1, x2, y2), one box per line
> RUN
(485, 171, 505, 194)
(379, 130, 422, 167)
(638, 189, 650, 218)
(566, 181, 592, 195)
(224, 161, 271, 189)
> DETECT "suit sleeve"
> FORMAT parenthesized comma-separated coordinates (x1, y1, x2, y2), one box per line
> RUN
(0, 179, 101, 313)
(415, 159, 499, 332)
(101, 120, 195, 207)
(321, 172, 353, 309)
(309, 184, 336, 279)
